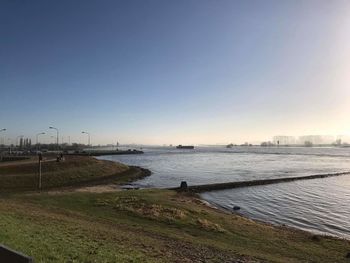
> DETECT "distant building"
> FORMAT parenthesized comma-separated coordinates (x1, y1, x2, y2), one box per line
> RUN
(320, 135, 335, 144)
(298, 135, 335, 145)
(269, 135, 343, 146)
(261, 141, 274, 147)
(272, 136, 296, 145)
(298, 135, 321, 145)
(336, 135, 350, 145)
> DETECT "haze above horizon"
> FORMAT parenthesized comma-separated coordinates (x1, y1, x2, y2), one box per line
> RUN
(1, 0, 350, 145)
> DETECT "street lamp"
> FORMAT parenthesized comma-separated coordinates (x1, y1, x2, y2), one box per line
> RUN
(36, 132, 46, 145)
(7, 138, 12, 154)
(36, 132, 45, 150)
(0, 129, 6, 148)
(49, 126, 59, 151)
(81, 131, 91, 146)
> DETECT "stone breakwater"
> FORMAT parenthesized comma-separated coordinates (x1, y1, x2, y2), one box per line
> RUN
(172, 171, 350, 193)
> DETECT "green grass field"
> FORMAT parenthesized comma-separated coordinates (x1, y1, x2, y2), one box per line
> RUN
(0, 157, 349, 262)
(0, 156, 148, 191)
(0, 190, 349, 262)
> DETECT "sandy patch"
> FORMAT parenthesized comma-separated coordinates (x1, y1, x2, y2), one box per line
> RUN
(41, 184, 122, 195)
(74, 184, 122, 193)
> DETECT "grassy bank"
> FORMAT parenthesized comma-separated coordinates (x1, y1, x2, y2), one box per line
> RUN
(0, 156, 148, 191)
(0, 156, 29, 162)
(0, 157, 349, 262)
(0, 190, 349, 262)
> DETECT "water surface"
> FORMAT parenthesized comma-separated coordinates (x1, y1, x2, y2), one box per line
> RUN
(99, 146, 350, 238)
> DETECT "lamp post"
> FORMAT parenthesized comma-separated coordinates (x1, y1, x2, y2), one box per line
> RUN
(0, 129, 6, 149)
(7, 138, 12, 154)
(36, 132, 45, 151)
(0, 129, 5, 161)
(49, 126, 59, 151)
(82, 131, 91, 146)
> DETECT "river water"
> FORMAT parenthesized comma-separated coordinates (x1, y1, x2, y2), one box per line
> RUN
(98, 146, 350, 239)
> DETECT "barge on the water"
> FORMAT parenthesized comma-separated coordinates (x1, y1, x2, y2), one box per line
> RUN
(176, 145, 194, 149)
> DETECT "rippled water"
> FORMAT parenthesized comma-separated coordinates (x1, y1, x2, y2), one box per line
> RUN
(98, 146, 350, 238)
(201, 176, 350, 238)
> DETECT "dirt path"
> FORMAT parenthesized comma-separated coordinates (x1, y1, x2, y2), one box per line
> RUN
(45, 184, 124, 195)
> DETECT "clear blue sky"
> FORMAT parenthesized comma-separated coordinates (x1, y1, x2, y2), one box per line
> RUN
(1, 0, 350, 145)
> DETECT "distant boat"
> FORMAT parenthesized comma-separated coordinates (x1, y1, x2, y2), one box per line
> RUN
(176, 145, 194, 149)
